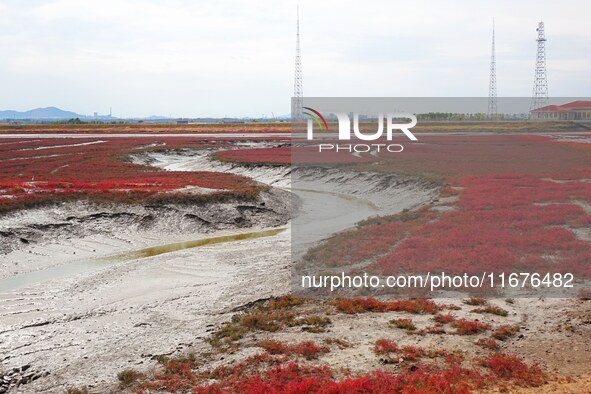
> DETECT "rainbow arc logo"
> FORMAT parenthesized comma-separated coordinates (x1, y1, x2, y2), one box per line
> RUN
(303, 107, 328, 131)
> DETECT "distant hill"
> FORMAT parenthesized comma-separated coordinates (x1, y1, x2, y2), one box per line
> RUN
(0, 107, 82, 120)
(142, 115, 172, 120)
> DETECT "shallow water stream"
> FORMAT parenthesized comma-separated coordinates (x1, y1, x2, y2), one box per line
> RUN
(0, 228, 285, 293)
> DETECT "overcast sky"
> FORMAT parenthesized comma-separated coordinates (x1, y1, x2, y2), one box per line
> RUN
(0, 0, 589, 117)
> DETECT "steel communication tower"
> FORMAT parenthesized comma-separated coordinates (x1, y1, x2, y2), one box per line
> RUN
(292, 6, 303, 119)
(487, 19, 497, 117)
(530, 21, 549, 111)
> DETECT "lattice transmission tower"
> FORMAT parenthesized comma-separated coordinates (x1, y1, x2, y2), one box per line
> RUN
(530, 21, 549, 111)
(487, 18, 497, 117)
(292, 6, 303, 119)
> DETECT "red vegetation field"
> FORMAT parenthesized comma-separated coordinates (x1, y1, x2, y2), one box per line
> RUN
(372, 173, 591, 279)
(0, 122, 291, 134)
(370, 134, 591, 178)
(215, 146, 291, 166)
(134, 343, 545, 394)
(0, 137, 265, 213)
(214, 145, 376, 166)
(299, 134, 591, 292)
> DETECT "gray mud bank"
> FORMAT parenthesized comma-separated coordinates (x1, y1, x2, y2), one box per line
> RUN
(0, 187, 290, 266)
(0, 150, 438, 393)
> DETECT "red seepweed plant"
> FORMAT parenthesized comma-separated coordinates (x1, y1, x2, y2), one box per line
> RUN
(331, 297, 443, 315)
(257, 340, 330, 360)
(451, 319, 491, 335)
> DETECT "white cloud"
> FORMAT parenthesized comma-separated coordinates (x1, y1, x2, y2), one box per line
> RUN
(0, 0, 589, 117)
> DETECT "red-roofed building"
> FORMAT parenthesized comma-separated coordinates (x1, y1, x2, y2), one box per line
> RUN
(530, 100, 591, 120)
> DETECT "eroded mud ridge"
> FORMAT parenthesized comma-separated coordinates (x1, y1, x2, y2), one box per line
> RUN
(291, 166, 440, 213)
(136, 149, 440, 213)
(0, 188, 290, 258)
(132, 148, 290, 187)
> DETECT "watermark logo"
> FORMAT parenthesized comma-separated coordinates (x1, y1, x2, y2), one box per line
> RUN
(303, 107, 329, 132)
(304, 108, 418, 153)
